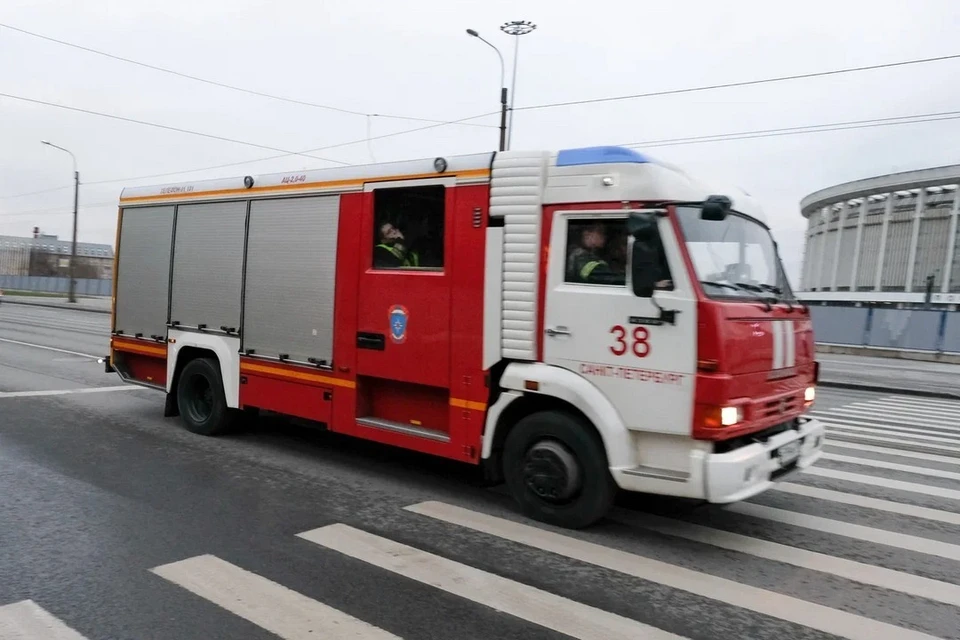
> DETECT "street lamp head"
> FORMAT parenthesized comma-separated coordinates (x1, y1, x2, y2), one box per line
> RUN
(501, 20, 536, 36)
(466, 28, 479, 37)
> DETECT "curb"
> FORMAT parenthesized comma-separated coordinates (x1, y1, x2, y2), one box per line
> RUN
(819, 379, 960, 401)
(2, 298, 111, 315)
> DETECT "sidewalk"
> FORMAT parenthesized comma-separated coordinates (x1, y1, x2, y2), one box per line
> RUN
(817, 351, 960, 399)
(1, 294, 111, 314)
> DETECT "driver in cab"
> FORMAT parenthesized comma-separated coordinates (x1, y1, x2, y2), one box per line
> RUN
(567, 222, 672, 289)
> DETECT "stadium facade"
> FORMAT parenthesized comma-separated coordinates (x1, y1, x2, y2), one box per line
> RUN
(799, 164, 960, 307)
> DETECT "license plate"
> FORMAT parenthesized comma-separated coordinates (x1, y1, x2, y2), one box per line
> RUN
(777, 441, 801, 465)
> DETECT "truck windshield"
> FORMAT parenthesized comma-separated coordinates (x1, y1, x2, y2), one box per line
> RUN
(675, 206, 786, 301)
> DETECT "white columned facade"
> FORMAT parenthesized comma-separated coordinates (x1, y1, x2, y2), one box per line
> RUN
(943, 186, 960, 293)
(874, 194, 893, 291)
(850, 199, 866, 290)
(904, 189, 926, 292)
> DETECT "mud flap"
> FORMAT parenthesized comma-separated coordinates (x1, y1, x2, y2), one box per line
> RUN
(163, 391, 180, 418)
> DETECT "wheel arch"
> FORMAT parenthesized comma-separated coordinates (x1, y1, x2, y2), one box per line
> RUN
(482, 362, 635, 470)
(166, 330, 241, 409)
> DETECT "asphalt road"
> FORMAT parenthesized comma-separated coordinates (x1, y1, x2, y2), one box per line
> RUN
(818, 353, 960, 398)
(1, 305, 959, 640)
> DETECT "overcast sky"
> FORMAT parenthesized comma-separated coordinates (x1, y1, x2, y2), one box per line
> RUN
(2, 0, 960, 285)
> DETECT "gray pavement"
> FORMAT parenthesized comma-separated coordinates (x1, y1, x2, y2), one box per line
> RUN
(818, 352, 960, 398)
(1, 304, 959, 639)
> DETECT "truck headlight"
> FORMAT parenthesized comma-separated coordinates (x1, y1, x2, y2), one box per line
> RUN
(804, 386, 816, 403)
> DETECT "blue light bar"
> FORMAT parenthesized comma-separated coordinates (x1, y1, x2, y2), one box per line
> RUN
(556, 146, 651, 167)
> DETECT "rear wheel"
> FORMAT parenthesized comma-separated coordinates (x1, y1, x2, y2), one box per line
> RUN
(502, 410, 615, 529)
(176, 357, 236, 436)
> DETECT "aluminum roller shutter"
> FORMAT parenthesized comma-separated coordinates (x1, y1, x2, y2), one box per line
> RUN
(114, 205, 175, 339)
(170, 201, 247, 331)
(242, 195, 340, 364)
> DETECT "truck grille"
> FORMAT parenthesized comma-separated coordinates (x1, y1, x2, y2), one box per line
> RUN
(760, 393, 801, 420)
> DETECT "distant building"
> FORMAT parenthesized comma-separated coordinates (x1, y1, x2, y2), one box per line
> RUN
(0, 228, 114, 279)
(799, 164, 960, 307)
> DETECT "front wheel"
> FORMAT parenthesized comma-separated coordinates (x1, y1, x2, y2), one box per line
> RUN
(176, 357, 236, 436)
(502, 410, 616, 529)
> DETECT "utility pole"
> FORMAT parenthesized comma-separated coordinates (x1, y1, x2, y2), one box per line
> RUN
(500, 20, 537, 150)
(466, 28, 508, 151)
(41, 140, 79, 303)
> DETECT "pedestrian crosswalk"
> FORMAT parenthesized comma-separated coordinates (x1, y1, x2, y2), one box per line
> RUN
(2, 389, 959, 640)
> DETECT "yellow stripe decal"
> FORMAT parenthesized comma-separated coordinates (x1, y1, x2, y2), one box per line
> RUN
(450, 397, 487, 412)
(120, 169, 491, 205)
(113, 341, 167, 357)
(240, 362, 356, 389)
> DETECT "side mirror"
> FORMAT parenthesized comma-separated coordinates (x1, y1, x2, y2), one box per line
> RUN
(700, 195, 732, 221)
(631, 239, 660, 298)
(627, 211, 658, 240)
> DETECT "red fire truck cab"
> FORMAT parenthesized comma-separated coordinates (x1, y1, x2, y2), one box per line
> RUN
(107, 146, 824, 529)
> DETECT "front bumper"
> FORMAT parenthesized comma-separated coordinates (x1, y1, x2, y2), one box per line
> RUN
(703, 416, 825, 503)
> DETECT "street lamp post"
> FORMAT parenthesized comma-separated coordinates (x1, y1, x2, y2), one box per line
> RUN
(500, 20, 536, 150)
(466, 28, 508, 152)
(41, 140, 79, 303)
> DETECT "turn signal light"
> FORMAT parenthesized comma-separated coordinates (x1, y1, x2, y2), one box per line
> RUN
(703, 405, 744, 429)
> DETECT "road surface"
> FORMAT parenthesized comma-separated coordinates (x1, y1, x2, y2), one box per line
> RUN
(1, 304, 958, 640)
(819, 352, 960, 398)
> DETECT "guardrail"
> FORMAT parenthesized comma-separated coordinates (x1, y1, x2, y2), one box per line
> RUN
(0, 274, 112, 297)
(811, 305, 960, 354)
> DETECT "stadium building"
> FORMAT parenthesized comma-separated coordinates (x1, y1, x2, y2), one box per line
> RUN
(799, 164, 960, 308)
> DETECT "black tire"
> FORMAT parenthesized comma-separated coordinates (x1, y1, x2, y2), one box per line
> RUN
(502, 410, 616, 529)
(176, 357, 236, 436)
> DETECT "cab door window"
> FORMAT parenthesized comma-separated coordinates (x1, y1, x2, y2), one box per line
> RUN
(564, 219, 628, 286)
(372, 185, 445, 270)
(564, 217, 673, 290)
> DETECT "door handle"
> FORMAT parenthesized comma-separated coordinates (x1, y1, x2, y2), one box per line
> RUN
(545, 326, 571, 337)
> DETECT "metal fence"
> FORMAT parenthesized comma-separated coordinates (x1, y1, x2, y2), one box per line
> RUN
(811, 305, 960, 353)
(0, 274, 112, 297)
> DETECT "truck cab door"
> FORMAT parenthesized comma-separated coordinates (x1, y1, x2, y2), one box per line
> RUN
(541, 210, 698, 436)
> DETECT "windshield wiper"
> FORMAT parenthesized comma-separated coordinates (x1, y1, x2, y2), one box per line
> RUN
(701, 280, 772, 311)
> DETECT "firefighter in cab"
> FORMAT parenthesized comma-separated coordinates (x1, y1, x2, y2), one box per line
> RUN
(374, 221, 419, 268)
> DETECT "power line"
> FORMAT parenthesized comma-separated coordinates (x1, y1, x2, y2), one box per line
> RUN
(621, 109, 960, 149)
(0, 22, 495, 130)
(0, 91, 351, 166)
(80, 110, 497, 187)
(515, 52, 960, 112)
(0, 185, 73, 200)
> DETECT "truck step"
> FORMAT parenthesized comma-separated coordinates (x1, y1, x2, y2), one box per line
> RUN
(356, 417, 450, 443)
(622, 465, 690, 483)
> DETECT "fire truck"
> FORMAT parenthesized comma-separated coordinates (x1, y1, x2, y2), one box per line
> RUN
(107, 145, 825, 529)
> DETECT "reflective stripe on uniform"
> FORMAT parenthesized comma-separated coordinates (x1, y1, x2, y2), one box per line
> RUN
(580, 260, 605, 280)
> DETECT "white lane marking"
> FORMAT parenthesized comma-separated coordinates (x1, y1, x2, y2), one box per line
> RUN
(822, 453, 960, 481)
(881, 395, 960, 410)
(822, 407, 960, 433)
(0, 386, 140, 399)
(402, 502, 941, 640)
(0, 600, 88, 640)
(726, 502, 960, 562)
(773, 483, 960, 526)
(805, 466, 960, 500)
(824, 440, 960, 466)
(0, 337, 100, 359)
(848, 399, 960, 420)
(611, 509, 960, 607)
(822, 422, 960, 444)
(297, 524, 685, 640)
(824, 430, 960, 454)
(151, 554, 400, 640)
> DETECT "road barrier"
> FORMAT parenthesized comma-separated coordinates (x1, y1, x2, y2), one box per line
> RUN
(0, 274, 112, 297)
(811, 305, 960, 354)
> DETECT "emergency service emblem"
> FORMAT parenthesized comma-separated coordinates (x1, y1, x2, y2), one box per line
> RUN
(388, 304, 409, 344)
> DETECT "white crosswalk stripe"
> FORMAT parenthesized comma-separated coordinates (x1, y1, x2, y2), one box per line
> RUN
(16, 389, 960, 640)
(0, 600, 88, 640)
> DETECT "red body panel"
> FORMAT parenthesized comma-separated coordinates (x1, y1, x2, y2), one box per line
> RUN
(111, 337, 167, 387)
(317, 184, 489, 464)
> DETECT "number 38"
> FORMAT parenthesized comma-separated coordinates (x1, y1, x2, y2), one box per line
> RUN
(609, 325, 650, 358)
